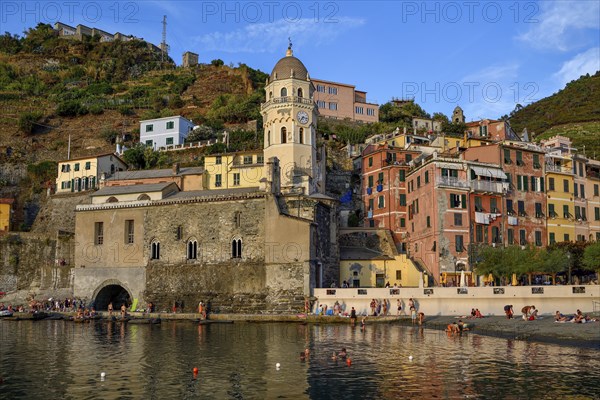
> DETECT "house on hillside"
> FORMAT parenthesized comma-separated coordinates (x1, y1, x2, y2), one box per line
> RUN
(55, 153, 128, 194)
(140, 116, 195, 149)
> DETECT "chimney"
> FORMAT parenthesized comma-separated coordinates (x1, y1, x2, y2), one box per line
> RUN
(172, 163, 180, 175)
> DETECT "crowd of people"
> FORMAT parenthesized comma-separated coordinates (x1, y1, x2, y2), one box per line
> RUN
(554, 309, 598, 323)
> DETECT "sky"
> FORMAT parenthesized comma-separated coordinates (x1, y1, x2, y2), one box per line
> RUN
(1, 0, 599, 123)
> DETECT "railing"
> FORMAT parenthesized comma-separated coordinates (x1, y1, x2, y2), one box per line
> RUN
(261, 96, 314, 109)
(437, 176, 469, 188)
(545, 164, 572, 174)
(470, 180, 507, 193)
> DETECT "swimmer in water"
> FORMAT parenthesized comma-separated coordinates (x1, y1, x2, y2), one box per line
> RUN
(338, 348, 347, 358)
(331, 352, 338, 361)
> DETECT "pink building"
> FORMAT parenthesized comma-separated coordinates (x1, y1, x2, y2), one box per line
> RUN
(312, 78, 378, 123)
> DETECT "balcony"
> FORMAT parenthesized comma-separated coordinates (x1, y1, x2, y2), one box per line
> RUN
(546, 164, 572, 174)
(261, 96, 314, 109)
(437, 176, 469, 189)
(470, 180, 508, 193)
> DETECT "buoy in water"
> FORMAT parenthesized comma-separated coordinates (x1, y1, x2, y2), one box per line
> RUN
(193, 367, 199, 374)
(276, 363, 281, 369)
(100, 372, 106, 377)
(346, 358, 352, 366)
(409, 356, 413, 361)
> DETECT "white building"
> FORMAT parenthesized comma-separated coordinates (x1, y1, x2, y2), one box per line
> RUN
(140, 116, 195, 149)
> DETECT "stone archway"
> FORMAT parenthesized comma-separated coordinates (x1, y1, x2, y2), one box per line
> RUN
(92, 279, 132, 311)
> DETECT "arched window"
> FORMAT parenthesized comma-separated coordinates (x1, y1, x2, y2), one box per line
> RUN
(297, 88, 303, 98)
(187, 239, 198, 260)
(110, 164, 115, 174)
(267, 130, 271, 146)
(82, 177, 88, 190)
(231, 238, 242, 259)
(299, 128, 304, 144)
(281, 127, 287, 144)
(151, 240, 160, 260)
(137, 194, 151, 201)
(269, 91, 272, 99)
(74, 177, 81, 192)
(106, 196, 118, 203)
(280, 87, 287, 97)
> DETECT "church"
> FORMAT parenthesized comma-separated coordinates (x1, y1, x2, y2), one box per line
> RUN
(71, 45, 339, 313)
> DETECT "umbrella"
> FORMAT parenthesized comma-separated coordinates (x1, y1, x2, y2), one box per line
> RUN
(460, 270, 466, 287)
(512, 273, 518, 286)
(488, 273, 494, 283)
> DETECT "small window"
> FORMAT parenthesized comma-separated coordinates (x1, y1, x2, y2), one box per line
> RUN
(297, 88, 303, 98)
(166, 137, 174, 145)
(215, 156, 222, 165)
(368, 157, 373, 167)
(74, 163, 80, 171)
(454, 213, 462, 226)
(281, 127, 287, 144)
(233, 173, 240, 186)
(299, 128, 304, 144)
(257, 155, 264, 164)
(234, 211, 242, 228)
(280, 87, 287, 97)
(145, 140, 153, 147)
(166, 121, 174, 129)
(146, 124, 154, 132)
(151, 241, 160, 260)
(378, 196, 385, 208)
(243, 155, 253, 164)
(125, 220, 134, 244)
(187, 239, 198, 260)
(85, 161, 91, 170)
(94, 222, 104, 245)
(215, 174, 222, 187)
(232, 238, 242, 259)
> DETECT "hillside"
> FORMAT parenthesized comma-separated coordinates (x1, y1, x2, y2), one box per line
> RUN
(508, 71, 600, 157)
(0, 24, 269, 230)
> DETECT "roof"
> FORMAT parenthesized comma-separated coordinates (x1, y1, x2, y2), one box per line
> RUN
(106, 167, 204, 181)
(168, 187, 261, 199)
(270, 50, 308, 82)
(340, 246, 393, 261)
(310, 78, 356, 89)
(140, 115, 193, 123)
(90, 182, 178, 197)
(58, 153, 128, 165)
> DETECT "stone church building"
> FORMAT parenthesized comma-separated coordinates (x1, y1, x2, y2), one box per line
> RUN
(72, 46, 339, 313)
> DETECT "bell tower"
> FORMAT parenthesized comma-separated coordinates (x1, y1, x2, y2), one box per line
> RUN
(262, 42, 318, 194)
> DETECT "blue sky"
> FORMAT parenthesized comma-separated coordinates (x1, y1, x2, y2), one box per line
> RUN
(1, 1, 599, 124)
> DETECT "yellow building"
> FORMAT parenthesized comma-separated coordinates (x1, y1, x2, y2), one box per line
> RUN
(339, 247, 421, 288)
(203, 151, 264, 190)
(586, 160, 600, 242)
(545, 152, 575, 243)
(0, 198, 14, 232)
(56, 153, 128, 194)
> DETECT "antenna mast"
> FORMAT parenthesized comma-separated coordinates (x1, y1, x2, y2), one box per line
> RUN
(161, 15, 169, 63)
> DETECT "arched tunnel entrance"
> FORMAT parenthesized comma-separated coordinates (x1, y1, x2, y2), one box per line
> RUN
(94, 284, 131, 311)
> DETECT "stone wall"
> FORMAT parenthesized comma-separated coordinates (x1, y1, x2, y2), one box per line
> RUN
(31, 192, 91, 234)
(0, 232, 72, 293)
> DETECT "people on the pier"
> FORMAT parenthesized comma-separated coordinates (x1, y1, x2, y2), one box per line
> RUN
(397, 299, 403, 316)
(470, 308, 476, 318)
(370, 299, 376, 316)
(350, 307, 357, 326)
(555, 311, 570, 322)
(475, 309, 484, 318)
(504, 305, 514, 319)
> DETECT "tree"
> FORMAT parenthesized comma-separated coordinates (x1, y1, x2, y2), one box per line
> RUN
(122, 143, 146, 169)
(582, 242, 600, 274)
(441, 121, 467, 136)
(539, 248, 571, 284)
(211, 59, 224, 67)
(432, 112, 449, 123)
(18, 111, 43, 134)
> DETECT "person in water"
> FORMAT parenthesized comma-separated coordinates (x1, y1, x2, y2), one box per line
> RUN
(338, 348, 347, 358)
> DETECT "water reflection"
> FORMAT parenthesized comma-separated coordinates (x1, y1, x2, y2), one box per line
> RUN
(1, 320, 599, 399)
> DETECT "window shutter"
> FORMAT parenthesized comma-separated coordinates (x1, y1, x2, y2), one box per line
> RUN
(461, 194, 467, 209)
(517, 176, 522, 190)
(540, 177, 545, 192)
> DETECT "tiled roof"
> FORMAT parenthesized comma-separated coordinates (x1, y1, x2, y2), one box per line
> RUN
(106, 167, 204, 180)
(90, 182, 178, 196)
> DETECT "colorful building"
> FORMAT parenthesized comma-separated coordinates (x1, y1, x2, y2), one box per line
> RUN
(140, 116, 195, 150)
(0, 198, 14, 233)
(56, 153, 128, 194)
(103, 164, 204, 191)
(311, 78, 378, 123)
(586, 159, 600, 242)
(204, 151, 265, 190)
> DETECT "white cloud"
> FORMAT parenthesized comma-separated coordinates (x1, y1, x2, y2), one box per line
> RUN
(554, 47, 600, 86)
(462, 64, 519, 84)
(517, 1, 600, 51)
(193, 17, 365, 53)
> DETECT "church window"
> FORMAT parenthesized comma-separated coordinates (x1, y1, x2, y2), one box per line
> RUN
(280, 87, 287, 97)
(298, 88, 303, 98)
(232, 238, 242, 259)
(267, 131, 271, 146)
(151, 240, 160, 260)
(234, 211, 242, 227)
(299, 128, 304, 144)
(269, 91, 272, 99)
(281, 127, 287, 144)
(187, 239, 197, 260)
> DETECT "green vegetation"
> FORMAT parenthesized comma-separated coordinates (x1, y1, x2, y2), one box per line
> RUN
(475, 243, 596, 284)
(582, 242, 600, 273)
(535, 121, 600, 160)
(122, 144, 171, 170)
(18, 111, 44, 134)
(26, 160, 57, 193)
(508, 71, 600, 143)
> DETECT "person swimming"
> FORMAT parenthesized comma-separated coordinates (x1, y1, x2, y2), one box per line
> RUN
(338, 348, 347, 358)
(331, 352, 338, 361)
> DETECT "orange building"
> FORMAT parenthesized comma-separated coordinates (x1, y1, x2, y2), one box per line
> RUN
(361, 143, 420, 246)
(312, 78, 378, 123)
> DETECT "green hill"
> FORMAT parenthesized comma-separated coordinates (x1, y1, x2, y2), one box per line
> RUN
(508, 71, 600, 158)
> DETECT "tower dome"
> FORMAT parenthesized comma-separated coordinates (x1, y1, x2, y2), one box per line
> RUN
(269, 43, 309, 82)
